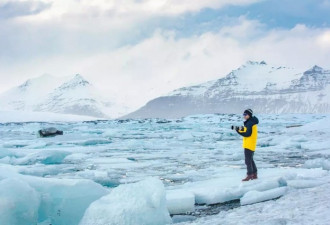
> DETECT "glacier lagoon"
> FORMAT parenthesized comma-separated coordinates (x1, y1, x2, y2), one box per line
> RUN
(1, 114, 330, 225)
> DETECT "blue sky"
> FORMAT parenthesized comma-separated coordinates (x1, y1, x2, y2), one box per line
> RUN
(213, 0, 330, 28)
(0, 0, 329, 107)
(146, 0, 330, 38)
(88, 0, 330, 44)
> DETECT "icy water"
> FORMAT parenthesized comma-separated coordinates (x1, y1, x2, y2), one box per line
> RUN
(0, 114, 328, 223)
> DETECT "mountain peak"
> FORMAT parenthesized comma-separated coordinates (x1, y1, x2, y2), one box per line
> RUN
(246, 60, 267, 66)
(304, 65, 324, 75)
(312, 65, 323, 72)
(66, 74, 90, 86)
(73, 74, 87, 81)
(18, 80, 31, 90)
(39, 73, 54, 79)
(18, 74, 56, 90)
(74, 73, 83, 79)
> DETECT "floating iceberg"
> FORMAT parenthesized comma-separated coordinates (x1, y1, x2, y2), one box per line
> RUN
(166, 190, 195, 214)
(179, 171, 286, 205)
(0, 178, 40, 225)
(304, 158, 330, 170)
(0, 167, 109, 225)
(79, 178, 172, 225)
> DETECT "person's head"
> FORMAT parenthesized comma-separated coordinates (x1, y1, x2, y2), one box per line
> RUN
(243, 109, 253, 120)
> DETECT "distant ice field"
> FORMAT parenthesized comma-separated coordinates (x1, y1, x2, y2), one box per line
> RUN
(0, 114, 326, 185)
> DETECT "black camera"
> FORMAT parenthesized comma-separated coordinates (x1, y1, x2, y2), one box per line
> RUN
(231, 125, 243, 131)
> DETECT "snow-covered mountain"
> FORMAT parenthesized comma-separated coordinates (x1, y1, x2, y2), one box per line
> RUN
(0, 74, 129, 118)
(125, 61, 330, 119)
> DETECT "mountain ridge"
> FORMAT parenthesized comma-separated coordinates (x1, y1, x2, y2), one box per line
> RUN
(124, 61, 330, 119)
(0, 74, 128, 118)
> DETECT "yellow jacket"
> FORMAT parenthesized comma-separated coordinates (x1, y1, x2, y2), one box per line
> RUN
(237, 116, 259, 151)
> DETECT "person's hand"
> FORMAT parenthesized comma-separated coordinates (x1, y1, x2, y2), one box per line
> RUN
(231, 125, 240, 131)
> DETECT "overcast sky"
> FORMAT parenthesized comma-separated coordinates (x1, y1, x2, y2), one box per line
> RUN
(0, 0, 329, 108)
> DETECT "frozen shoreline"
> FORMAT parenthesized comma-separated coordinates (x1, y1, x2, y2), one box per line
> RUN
(0, 110, 99, 123)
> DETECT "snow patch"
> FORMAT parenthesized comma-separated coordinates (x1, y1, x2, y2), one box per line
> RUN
(287, 179, 327, 189)
(240, 187, 287, 205)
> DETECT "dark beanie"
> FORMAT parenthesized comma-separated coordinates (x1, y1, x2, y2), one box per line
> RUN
(244, 109, 253, 117)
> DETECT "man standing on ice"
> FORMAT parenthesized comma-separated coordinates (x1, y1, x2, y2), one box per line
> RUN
(233, 109, 259, 181)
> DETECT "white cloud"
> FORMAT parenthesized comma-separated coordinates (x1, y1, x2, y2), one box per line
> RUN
(10, 0, 260, 31)
(1, 19, 329, 110)
(0, 0, 262, 64)
(317, 31, 330, 48)
(23, 0, 259, 18)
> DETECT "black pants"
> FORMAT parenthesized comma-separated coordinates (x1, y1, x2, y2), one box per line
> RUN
(244, 148, 257, 175)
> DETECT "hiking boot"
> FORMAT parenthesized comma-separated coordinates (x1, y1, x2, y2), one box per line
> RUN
(242, 175, 254, 182)
(252, 173, 258, 180)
